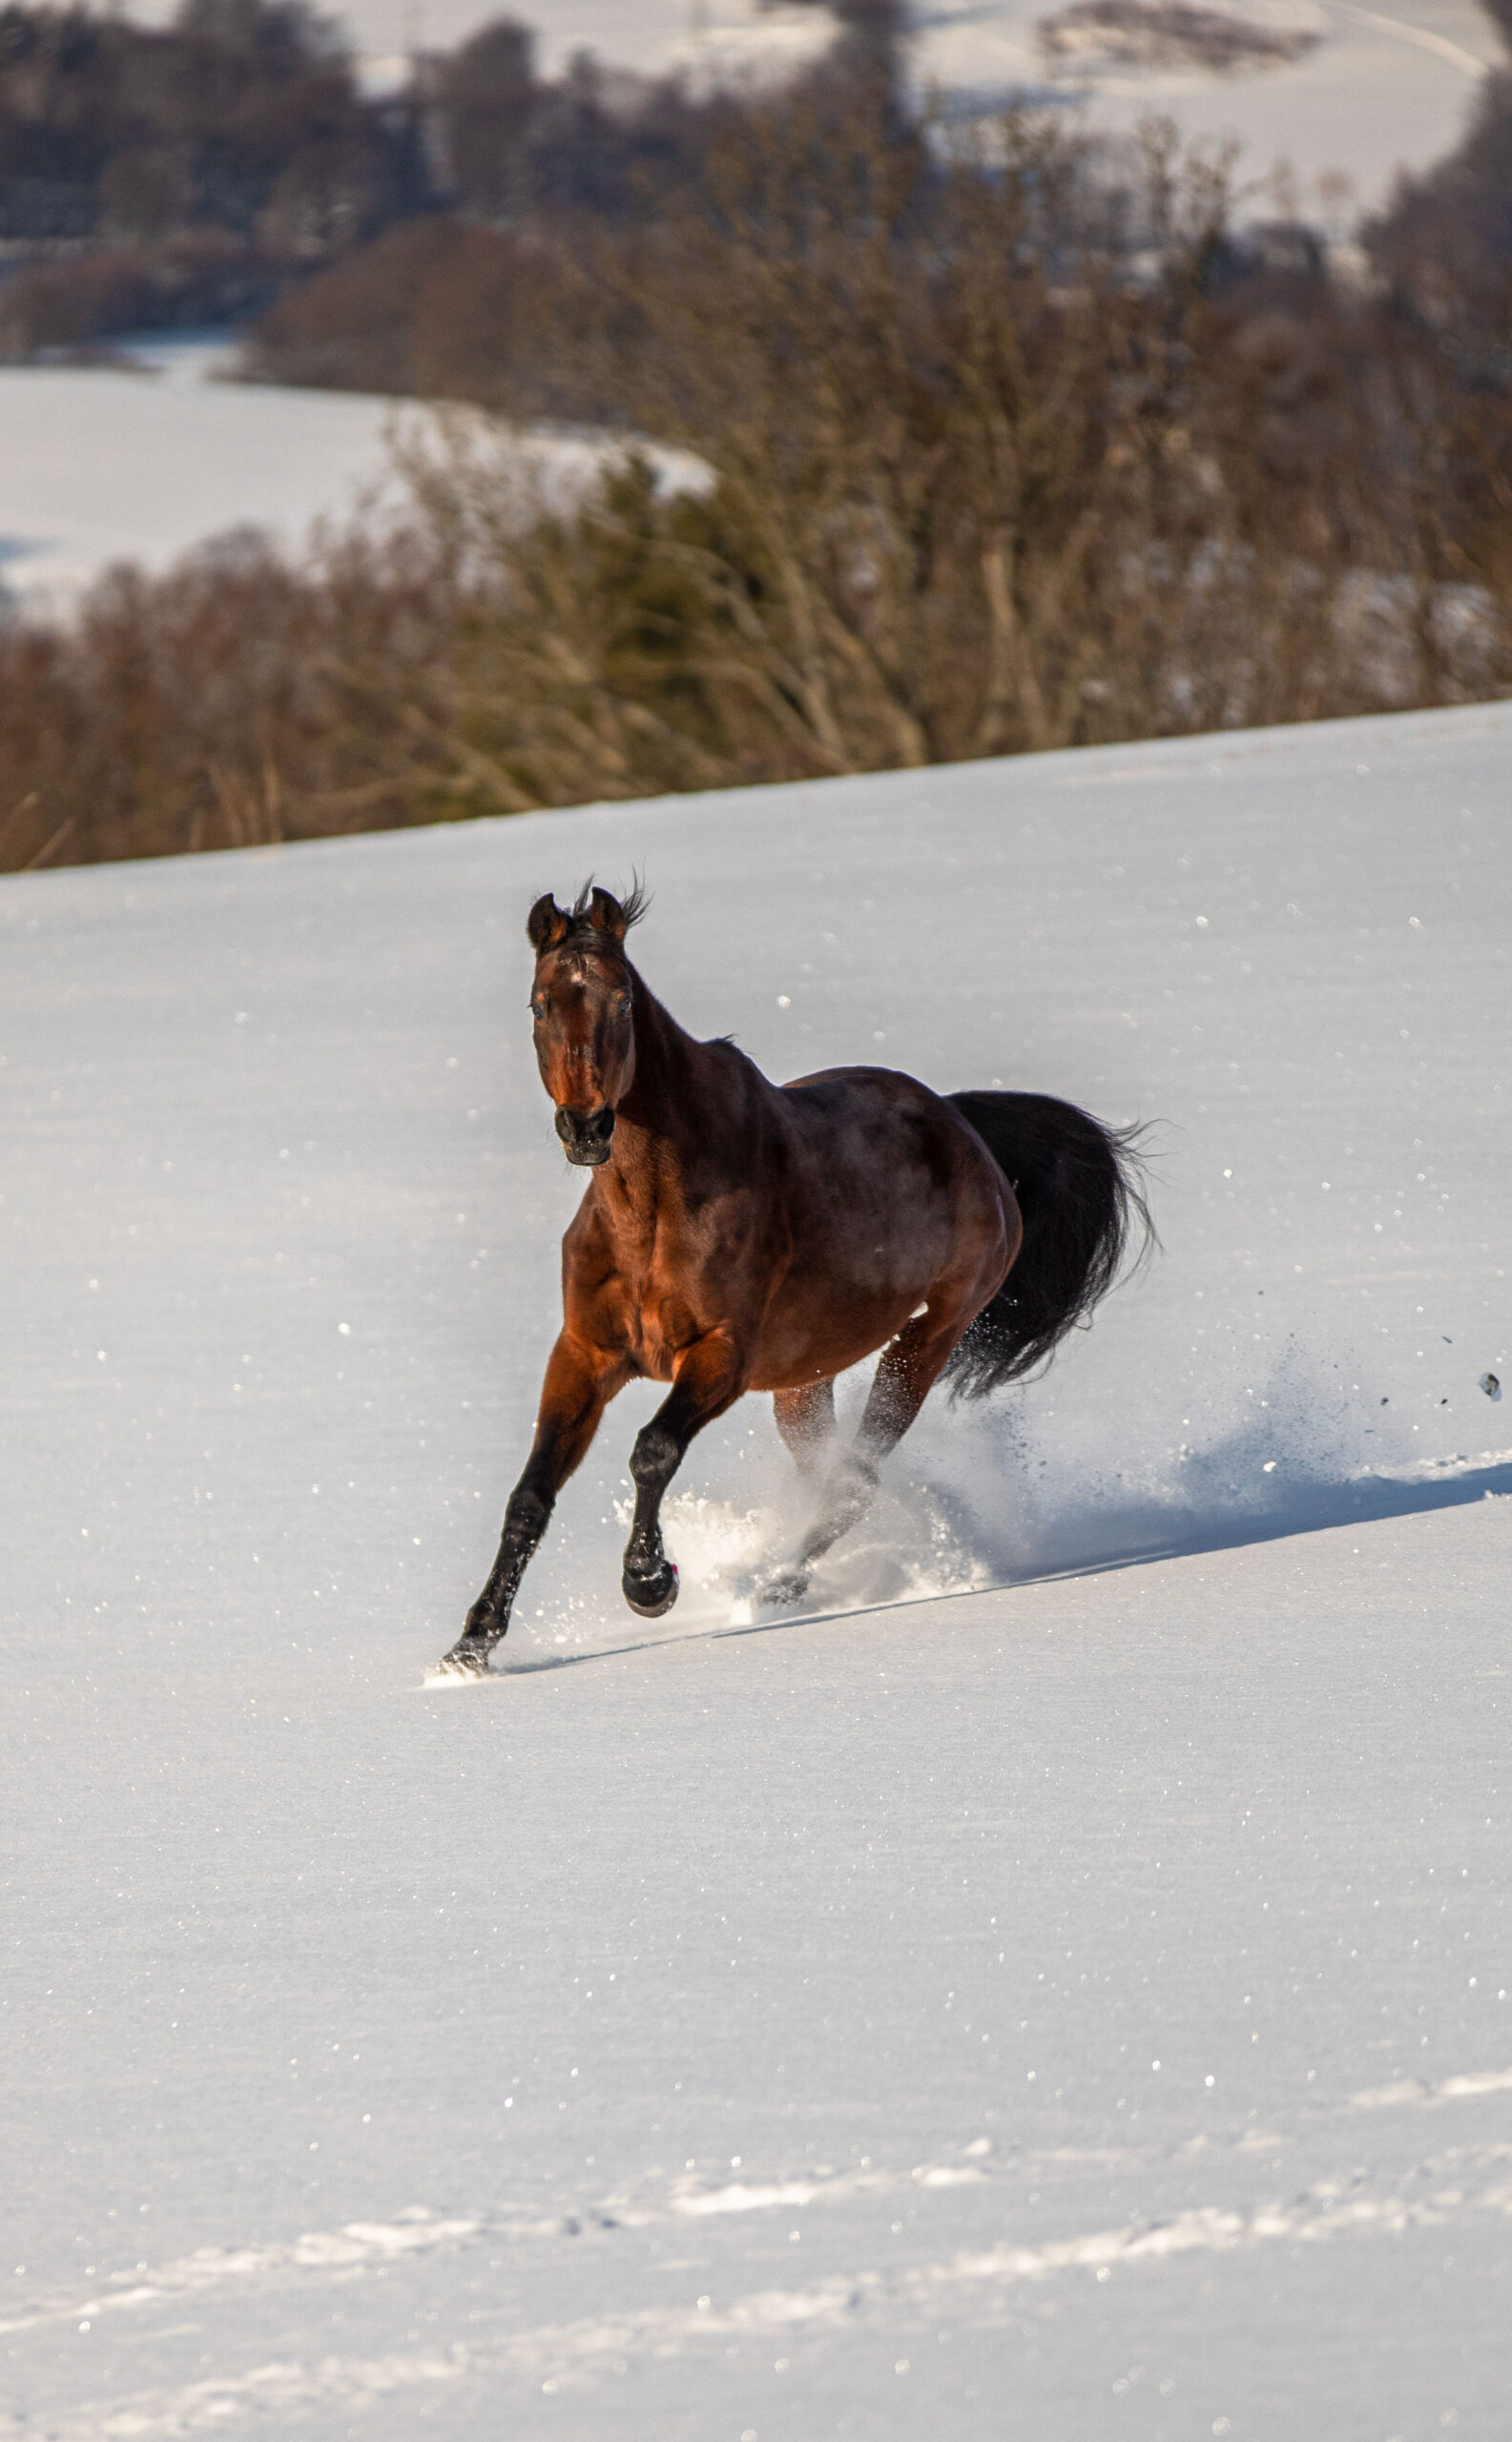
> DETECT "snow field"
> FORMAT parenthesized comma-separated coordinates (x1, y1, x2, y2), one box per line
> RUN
(0, 339, 703, 619)
(1, 698, 1509, 2436)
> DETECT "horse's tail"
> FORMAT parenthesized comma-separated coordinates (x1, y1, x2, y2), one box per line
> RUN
(942, 1089, 1154, 1398)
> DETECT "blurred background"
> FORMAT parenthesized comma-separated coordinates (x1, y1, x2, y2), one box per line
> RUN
(2, 0, 1510, 872)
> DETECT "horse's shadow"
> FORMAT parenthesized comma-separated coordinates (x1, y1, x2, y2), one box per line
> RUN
(1013, 1449, 1512, 1583)
(484, 1448, 1512, 1679)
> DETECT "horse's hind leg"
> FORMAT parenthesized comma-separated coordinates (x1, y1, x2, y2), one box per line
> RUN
(621, 1331, 744, 1618)
(758, 1310, 965, 1606)
(773, 1379, 836, 1478)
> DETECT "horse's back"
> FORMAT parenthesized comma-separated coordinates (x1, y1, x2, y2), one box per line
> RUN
(775, 1062, 1014, 1262)
(779, 1063, 997, 1177)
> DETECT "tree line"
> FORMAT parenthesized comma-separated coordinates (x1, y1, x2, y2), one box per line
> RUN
(0, 0, 863, 350)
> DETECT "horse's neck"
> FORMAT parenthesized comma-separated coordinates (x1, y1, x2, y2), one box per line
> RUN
(610, 977, 735, 1206)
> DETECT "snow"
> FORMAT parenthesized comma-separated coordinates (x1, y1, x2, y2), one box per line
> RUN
(0, 338, 403, 620)
(2, 697, 1509, 2437)
(914, 0, 1503, 217)
(0, 338, 701, 621)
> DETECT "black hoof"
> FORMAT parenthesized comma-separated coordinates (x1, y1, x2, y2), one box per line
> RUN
(623, 1560, 679, 1619)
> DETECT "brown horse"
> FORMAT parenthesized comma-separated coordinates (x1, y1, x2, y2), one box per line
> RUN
(436, 883, 1148, 1675)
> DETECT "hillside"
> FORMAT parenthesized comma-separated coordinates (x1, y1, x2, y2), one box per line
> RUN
(1, 701, 1508, 2437)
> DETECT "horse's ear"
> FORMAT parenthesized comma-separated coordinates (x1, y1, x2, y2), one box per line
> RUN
(586, 886, 629, 942)
(527, 894, 570, 953)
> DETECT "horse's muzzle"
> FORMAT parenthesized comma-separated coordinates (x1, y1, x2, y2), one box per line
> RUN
(556, 1104, 616, 1165)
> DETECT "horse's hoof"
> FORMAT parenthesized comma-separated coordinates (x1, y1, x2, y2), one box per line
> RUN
(622, 1561, 678, 1619)
(756, 1567, 808, 1609)
(429, 1642, 495, 1680)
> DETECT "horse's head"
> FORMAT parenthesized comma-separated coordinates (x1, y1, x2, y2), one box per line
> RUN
(526, 884, 643, 1165)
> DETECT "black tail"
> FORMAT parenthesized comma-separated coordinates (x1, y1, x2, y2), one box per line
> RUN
(943, 1090, 1154, 1397)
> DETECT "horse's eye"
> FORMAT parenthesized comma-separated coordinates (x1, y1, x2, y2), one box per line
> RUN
(530, 998, 548, 1022)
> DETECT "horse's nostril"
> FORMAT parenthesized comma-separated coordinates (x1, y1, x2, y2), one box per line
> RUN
(556, 1104, 615, 1160)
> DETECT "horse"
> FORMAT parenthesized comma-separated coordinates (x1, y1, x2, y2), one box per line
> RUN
(435, 882, 1150, 1676)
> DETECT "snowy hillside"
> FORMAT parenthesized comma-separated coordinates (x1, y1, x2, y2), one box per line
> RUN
(0, 338, 697, 622)
(912, 0, 1502, 218)
(2, 700, 1509, 2437)
(0, 338, 400, 620)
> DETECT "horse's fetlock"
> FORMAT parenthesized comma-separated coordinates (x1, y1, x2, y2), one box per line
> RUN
(630, 1423, 680, 1487)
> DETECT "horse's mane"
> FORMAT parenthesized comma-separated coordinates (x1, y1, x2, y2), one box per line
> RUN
(566, 876, 649, 938)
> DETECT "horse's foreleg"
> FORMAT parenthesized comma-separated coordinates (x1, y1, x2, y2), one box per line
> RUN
(621, 1332, 744, 1618)
(437, 1334, 624, 1676)
(759, 1313, 963, 1606)
(773, 1379, 837, 1478)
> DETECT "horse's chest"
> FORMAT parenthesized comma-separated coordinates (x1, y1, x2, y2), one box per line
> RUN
(613, 1226, 735, 1376)
(607, 1277, 694, 1378)
(578, 1180, 761, 1376)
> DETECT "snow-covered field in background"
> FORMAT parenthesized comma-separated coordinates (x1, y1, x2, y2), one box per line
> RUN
(0, 338, 699, 622)
(0, 338, 402, 620)
(2, 700, 1509, 2437)
(911, 0, 1502, 219)
(115, 0, 1509, 215)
